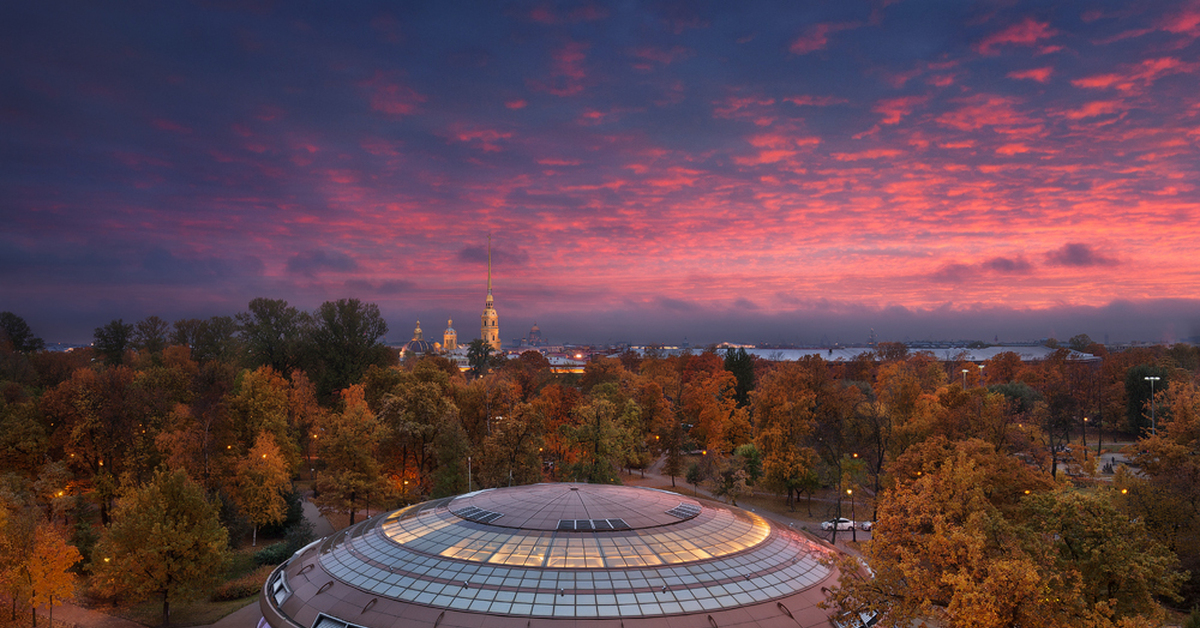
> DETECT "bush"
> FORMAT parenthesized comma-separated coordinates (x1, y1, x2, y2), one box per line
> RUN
(1186, 607, 1200, 628)
(211, 564, 275, 601)
(253, 542, 291, 566)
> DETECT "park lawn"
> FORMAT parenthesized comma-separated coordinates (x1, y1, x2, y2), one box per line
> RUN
(99, 545, 276, 627)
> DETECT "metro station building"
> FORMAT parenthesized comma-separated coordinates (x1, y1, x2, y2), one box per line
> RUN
(261, 483, 853, 628)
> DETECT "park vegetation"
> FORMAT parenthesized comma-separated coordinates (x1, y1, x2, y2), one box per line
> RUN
(1, 304, 1199, 626)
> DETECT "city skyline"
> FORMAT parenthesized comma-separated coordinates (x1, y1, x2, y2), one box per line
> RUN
(3, 2, 1199, 345)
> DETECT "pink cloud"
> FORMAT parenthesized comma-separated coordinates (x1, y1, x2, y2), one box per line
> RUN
(874, 95, 929, 125)
(1061, 100, 1124, 120)
(1160, 4, 1200, 36)
(1072, 57, 1196, 92)
(359, 71, 426, 115)
(789, 22, 855, 55)
(831, 148, 905, 161)
(151, 119, 192, 134)
(975, 17, 1058, 55)
(452, 127, 513, 152)
(713, 95, 775, 119)
(506, 99, 527, 109)
(528, 41, 589, 97)
(1007, 67, 1053, 82)
(783, 95, 846, 107)
(630, 45, 693, 69)
(734, 133, 820, 165)
(936, 95, 1032, 131)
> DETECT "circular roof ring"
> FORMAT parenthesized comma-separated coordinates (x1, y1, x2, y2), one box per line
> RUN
(261, 483, 849, 628)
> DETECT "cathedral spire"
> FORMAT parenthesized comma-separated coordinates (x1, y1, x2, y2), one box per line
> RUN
(486, 233, 493, 304)
(481, 234, 500, 351)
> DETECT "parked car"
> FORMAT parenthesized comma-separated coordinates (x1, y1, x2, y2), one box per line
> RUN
(821, 518, 855, 531)
(859, 521, 874, 531)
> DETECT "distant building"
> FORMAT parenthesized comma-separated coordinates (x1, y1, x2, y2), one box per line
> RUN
(401, 321, 437, 357)
(442, 319, 457, 352)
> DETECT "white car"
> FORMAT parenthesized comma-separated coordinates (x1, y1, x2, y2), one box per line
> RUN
(859, 521, 874, 531)
(821, 518, 855, 531)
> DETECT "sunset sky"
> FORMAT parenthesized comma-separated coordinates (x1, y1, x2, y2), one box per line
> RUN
(3, 1, 1199, 346)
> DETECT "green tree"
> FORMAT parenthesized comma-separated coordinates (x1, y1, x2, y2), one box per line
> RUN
(93, 319, 134, 365)
(723, 347, 755, 407)
(132, 316, 170, 355)
(237, 298, 306, 375)
(307, 299, 392, 399)
(467, 339, 493, 380)
(1126, 363, 1170, 434)
(0, 313, 44, 353)
(94, 469, 229, 627)
(562, 388, 639, 484)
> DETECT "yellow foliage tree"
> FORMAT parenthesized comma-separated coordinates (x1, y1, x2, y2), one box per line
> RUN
(233, 431, 291, 546)
(22, 523, 81, 628)
(826, 438, 1180, 628)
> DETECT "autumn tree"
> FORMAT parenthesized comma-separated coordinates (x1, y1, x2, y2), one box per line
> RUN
(752, 361, 818, 510)
(313, 385, 389, 524)
(224, 366, 297, 468)
(827, 438, 1176, 628)
(0, 400, 49, 475)
(14, 523, 81, 628)
(94, 468, 228, 627)
(562, 384, 640, 484)
(476, 402, 545, 489)
(1127, 381, 1200, 603)
(376, 363, 460, 496)
(233, 432, 290, 546)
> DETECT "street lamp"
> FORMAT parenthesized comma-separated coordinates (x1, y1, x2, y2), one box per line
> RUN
(847, 488, 857, 542)
(1145, 376, 1161, 435)
(962, 369, 969, 388)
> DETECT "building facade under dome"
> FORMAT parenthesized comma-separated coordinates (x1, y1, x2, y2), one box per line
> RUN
(261, 483, 850, 628)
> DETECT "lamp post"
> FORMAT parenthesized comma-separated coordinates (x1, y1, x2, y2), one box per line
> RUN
(847, 488, 856, 542)
(1082, 416, 1088, 451)
(978, 364, 985, 387)
(1145, 376, 1161, 435)
(961, 369, 969, 388)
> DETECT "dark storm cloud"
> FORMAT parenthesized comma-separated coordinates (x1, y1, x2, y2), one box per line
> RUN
(286, 250, 359, 277)
(1045, 243, 1119, 268)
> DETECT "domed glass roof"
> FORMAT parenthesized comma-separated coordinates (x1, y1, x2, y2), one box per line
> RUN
(261, 483, 845, 628)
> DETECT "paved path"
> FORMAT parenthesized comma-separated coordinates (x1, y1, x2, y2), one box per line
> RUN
(199, 494, 337, 628)
(29, 601, 145, 628)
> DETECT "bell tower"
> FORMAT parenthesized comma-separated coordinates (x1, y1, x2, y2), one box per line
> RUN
(480, 235, 500, 351)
